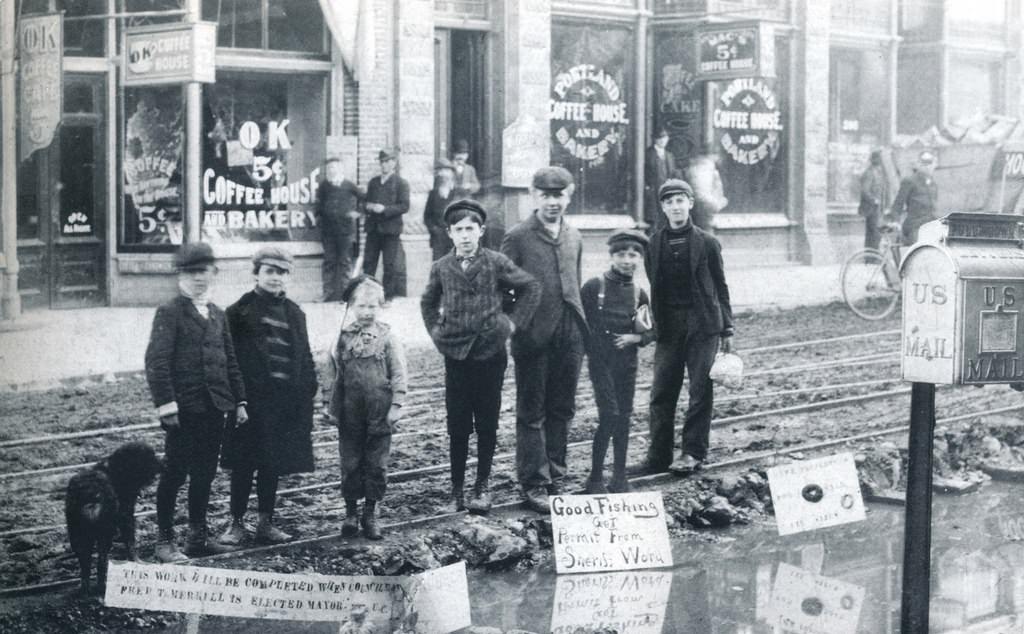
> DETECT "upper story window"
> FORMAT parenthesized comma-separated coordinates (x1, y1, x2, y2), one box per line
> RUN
(202, 0, 326, 54)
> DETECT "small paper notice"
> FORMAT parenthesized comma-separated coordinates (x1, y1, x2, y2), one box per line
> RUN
(767, 452, 866, 536)
(550, 492, 673, 574)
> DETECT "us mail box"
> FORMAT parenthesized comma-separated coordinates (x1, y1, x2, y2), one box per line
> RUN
(901, 212, 1024, 385)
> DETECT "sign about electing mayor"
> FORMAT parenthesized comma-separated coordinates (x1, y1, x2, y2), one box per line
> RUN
(767, 453, 866, 536)
(104, 561, 469, 632)
(550, 492, 673, 574)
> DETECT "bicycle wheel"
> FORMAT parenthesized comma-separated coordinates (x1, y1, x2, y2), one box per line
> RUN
(841, 249, 900, 320)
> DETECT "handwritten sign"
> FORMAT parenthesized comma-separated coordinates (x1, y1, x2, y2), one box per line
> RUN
(767, 453, 866, 536)
(502, 115, 548, 188)
(550, 570, 672, 634)
(550, 493, 673, 574)
(18, 14, 63, 161)
(763, 563, 865, 634)
(104, 561, 470, 632)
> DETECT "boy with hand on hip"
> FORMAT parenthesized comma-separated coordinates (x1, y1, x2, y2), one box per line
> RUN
(580, 229, 655, 493)
(420, 199, 541, 514)
(145, 242, 247, 561)
(326, 275, 407, 540)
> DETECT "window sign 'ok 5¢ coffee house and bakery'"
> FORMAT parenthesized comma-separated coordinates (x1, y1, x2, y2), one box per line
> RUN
(122, 22, 216, 86)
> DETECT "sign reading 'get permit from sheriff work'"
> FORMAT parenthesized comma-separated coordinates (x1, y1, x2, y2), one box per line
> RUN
(767, 453, 866, 536)
(104, 561, 469, 632)
(550, 492, 673, 574)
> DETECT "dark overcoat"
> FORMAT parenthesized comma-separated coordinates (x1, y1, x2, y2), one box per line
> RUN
(221, 290, 317, 474)
(145, 296, 246, 414)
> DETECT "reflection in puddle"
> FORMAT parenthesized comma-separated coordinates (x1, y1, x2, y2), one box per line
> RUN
(468, 482, 1024, 633)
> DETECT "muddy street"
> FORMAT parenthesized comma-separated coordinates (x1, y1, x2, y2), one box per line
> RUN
(3, 303, 1024, 632)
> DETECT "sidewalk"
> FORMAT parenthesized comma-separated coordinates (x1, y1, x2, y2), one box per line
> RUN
(0, 261, 843, 391)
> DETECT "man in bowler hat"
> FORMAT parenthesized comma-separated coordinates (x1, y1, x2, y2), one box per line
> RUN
(362, 148, 410, 303)
(501, 166, 588, 513)
(646, 179, 734, 476)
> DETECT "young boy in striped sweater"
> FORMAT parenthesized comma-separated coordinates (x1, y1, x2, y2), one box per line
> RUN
(420, 199, 541, 514)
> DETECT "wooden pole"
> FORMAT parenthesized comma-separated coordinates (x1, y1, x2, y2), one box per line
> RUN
(900, 381, 936, 633)
(0, 0, 21, 320)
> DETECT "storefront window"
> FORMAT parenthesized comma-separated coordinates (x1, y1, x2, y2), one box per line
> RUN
(710, 38, 789, 216)
(654, 29, 701, 162)
(120, 85, 184, 249)
(947, 57, 1002, 124)
(202, 0, 325, 53)
(201, 73, 326, 243)
(828, 47, 887, 204)
(550, 21, 634, 216)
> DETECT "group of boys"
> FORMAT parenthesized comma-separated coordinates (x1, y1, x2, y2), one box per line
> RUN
(143, 163, 734, 558)
(423, 166, 734, 514)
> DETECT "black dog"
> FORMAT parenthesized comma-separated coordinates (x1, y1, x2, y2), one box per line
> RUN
(65, 441, 162, 593)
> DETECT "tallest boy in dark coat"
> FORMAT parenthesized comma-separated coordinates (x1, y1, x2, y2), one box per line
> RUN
(647, 179, 734, 476)
(501, 166, 588, 514)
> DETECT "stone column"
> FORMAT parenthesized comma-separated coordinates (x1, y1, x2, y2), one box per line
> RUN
(395, 0, 435, 223)
(796, 0, 835, 265)
(503, 0, 552, 222)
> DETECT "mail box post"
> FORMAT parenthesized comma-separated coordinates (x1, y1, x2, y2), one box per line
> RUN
(898, 212, 1024, 631)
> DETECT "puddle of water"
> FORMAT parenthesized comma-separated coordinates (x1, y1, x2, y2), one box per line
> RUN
(142, 482, 1024, 633)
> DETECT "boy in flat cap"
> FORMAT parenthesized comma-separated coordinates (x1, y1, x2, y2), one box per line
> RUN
(145, 242, 248, 561)
(363, 148, 411, 303)
(501, 166, 589, 513)
(218, 246, 318, 547)
(647, 179, 734, 476)
(421, 199, 541, 514)
(580, 229, 655, 493)
(316, 157, 364, 301)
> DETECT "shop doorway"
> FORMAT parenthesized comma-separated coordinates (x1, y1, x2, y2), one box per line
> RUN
(434, 29, 487, 174)
(17, 74, 107, 309)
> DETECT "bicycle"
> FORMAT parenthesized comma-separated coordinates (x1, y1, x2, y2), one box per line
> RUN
(841, 224, 903, 320)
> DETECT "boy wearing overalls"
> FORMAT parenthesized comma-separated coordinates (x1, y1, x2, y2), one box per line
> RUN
(327, 276, 407, 540)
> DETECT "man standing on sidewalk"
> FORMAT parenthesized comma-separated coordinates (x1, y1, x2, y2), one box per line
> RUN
(501, 166, 588, 513)
(890, 150, 938, 246)
(363, 148, 410, 303)
(316, 157, 363, 301)
(646, 179, 734, 476)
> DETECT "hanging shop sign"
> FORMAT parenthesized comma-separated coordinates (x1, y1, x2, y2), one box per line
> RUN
(122, 22, 216, 86)
(695, 22, 772, 80)
(714, 77, 783, 166)
(18, 14, 63, 162)
(550, 63, 630, 164)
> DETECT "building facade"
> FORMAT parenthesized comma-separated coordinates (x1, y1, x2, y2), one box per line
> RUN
(1, 0, 1022, 315)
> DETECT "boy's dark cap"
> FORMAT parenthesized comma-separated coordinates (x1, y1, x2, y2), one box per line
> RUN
(532, 166, 574, 191)
(453, 139, 470, 154)
(443, 199, 487, 225)
(607, 229, 649, 253)
(341, 274, 383, 304)
(175, 242, 216, 271)
(378, 147, 398, 161)
(252, 246, 293, 272)
(658, 178, 694, 201)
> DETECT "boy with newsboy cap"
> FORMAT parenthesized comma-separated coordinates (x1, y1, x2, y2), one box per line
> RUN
(421, 199, 541, 514)
(647, 179, 734, 477)
(501, 166, 589, 513)
(580, 229, 655, 493)
(218, 246, 318, 547)
(145, 242, 248, 561)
